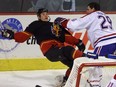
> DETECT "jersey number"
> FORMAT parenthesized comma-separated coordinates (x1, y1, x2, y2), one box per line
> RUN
(98, 15, 112, 29)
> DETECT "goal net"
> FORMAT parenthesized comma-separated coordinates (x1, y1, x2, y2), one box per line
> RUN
(64, 57, 116, 87)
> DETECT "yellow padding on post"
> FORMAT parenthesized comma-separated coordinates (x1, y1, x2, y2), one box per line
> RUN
(0, 58, 68, 71)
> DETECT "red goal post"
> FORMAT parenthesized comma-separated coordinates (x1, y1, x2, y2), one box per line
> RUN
(64, 57, 116, 87)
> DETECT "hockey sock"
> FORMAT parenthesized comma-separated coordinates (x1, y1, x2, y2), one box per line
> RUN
(64, 68, 71, 80)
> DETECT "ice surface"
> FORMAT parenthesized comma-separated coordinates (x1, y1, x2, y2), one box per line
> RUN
(0, 69, 66, 87)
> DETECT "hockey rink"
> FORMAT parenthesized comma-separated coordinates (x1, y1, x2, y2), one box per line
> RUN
(0, 69, 66, 87)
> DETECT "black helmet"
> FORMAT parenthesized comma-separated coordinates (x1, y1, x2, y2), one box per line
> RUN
(37, 8, 48, 16)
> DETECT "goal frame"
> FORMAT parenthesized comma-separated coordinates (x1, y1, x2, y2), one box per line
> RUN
(64, 57, 116, 87)
(76, 62, 116, 87)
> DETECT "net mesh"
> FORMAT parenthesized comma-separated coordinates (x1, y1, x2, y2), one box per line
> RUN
(64, 57, 116, 87)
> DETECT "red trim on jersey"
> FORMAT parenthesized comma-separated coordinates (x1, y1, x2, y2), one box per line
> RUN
(40, 40, 64, 54)
(14, 31, 32, 43)
(65, 34, 83, 58)
(61, 20, 69, 28)
(73, 50, 83, 59)
(65, 34, 80, 45)
(94, 33, 116, 47)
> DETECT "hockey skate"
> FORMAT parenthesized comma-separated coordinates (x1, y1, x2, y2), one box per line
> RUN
(54, 75, 67, 87)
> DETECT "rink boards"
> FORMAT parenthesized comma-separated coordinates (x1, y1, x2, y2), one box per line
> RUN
(0, 13, 116, 71)
(0, 58, 67, 71)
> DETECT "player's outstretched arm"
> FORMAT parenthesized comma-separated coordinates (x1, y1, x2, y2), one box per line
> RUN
(14, 31, 32, 43)
(1, 29, 32, 43)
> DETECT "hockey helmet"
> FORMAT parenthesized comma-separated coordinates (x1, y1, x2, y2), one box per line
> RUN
(37, 8, 48, 16)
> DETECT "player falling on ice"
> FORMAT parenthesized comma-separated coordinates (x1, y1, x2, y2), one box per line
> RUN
(0, 8, 98, 87)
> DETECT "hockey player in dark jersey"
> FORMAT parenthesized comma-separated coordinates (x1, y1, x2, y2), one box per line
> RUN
(1, 8, 95, 87)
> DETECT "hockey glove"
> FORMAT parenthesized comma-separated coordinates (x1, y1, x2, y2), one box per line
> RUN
(76, 39, 85, 52)
(1, 29, 14, 39)
(83, 52, 98, 59)
(54, 17, 67, 26)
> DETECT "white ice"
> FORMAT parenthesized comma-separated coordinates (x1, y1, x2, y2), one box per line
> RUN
(0, 69, 66, 87)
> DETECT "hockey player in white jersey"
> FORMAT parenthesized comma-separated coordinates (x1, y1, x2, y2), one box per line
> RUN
(54, 2, 116, 56)
(54, 2, 116, 87)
